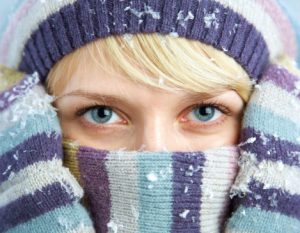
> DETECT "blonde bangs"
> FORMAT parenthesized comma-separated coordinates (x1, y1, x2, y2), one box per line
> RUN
(46, 33, 252, 101)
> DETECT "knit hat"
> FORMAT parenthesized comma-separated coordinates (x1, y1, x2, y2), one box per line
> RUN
(0, 0, 298, 83)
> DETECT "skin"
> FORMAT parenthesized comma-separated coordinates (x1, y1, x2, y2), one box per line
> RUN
(53, 57, 245, 152)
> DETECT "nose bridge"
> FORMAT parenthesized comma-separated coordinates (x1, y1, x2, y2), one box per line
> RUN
(140, 114, 170, 151)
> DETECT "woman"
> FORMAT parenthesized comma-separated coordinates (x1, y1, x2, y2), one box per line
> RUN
(0, 0, 300, 232)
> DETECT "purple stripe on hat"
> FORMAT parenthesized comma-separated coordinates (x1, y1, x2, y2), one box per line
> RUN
(77, 147, 111, 233)
(176, 0, 199, 37)
(60, 3, 84, 48)
(241, 27, 260, 65)
(247, 37, 268, 78)
(77, 1, 95, 43)
(35, 30, 53, 70)
(22, 46, 38, 77)
(171, 152, 205, 233)
(42, 20, 61, 63)
(0, 73, 39, 112)
(0, 132, 62, 185)
(51, 11, 74, 56)
(0, 182, 76, 232)
(160, 0, 179, 33)
(144, 0, 164, 32)
(204, 2, 227, 46)
(230, 18, 252, 59)
(235, 180, 300, 220)
(240, 127, 300, 167)
(253, 43, 269, 78)
(18, 0, 268, 83)
(190, 0, 208, 40)
(262, 64, 300, 99)
(26, 40, 47, 75)
(111, 0, 127, 34)
(217, 6, 239, 53)
(91, 0, 110, 37)
(127, 0, 145, 34)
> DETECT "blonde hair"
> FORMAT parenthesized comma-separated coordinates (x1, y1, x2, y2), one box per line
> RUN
(46, 33, 252, 102)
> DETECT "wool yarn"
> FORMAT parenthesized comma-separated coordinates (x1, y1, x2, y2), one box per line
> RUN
(0, 0, 297, 83)
(0, 66, 95, 233)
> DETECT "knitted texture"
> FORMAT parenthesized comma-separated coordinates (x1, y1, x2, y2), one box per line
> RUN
(0, 66, 95, 233)
(63, 141, 239, 233)
(0, 0, 297, 82)
(225, 64, 300, 232)
(0, 65, 24, 92)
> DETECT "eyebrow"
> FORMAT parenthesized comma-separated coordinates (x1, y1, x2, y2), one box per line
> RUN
(179, 92, 219, 104)
(56, 89, 220, 105)
(56, 90, 126, 105)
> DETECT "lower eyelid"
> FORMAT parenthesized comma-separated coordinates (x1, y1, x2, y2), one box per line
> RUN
(78, 116, 128, 132)
(79, 116, 106, 130)
(180, 114, 227, 129)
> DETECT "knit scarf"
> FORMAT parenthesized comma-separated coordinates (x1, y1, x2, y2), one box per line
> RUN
(63, 140, 239, 233)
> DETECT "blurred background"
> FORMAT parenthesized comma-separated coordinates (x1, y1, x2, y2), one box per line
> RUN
(278, 0, 300, 65)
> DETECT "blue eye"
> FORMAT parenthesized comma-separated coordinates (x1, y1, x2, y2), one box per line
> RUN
(188, 106, 222, 122)
(82, 106, 121, 124)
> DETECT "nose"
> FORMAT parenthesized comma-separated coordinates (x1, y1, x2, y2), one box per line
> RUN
(140, 121, 167, 152)
(135, 116, 183, 152)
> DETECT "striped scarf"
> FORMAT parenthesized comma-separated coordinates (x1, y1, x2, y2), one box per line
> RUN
(63, 141, 239, 233)
(0, 65, 95, 233)
(225, 64, 300, 232)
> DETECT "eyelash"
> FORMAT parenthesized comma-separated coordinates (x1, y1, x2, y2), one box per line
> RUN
(190, 100, 231, 116)
(75, 103, 111, 116)
(74, 101, 232, 129)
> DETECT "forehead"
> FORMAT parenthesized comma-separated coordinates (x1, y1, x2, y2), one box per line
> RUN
(60, 56, 181, 101)
(57, 58, 243, 113)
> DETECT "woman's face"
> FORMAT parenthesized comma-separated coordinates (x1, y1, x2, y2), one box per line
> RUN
(53, 57, 245, 152)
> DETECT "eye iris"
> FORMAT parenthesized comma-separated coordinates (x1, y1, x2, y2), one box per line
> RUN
(194, 106, 215, 121)
(91, 107, 112, 123)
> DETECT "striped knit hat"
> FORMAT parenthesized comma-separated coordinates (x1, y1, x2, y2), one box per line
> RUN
(0, 0, 298, 83)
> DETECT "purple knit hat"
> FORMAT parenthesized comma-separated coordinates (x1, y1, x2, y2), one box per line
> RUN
(0, 0, 297, 83)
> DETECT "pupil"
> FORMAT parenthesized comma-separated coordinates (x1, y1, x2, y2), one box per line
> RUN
(199, 107, 213, 116)
(97, 108, 110, 118)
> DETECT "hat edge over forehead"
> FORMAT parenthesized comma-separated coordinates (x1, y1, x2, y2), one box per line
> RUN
(0, 0, 297, 83)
